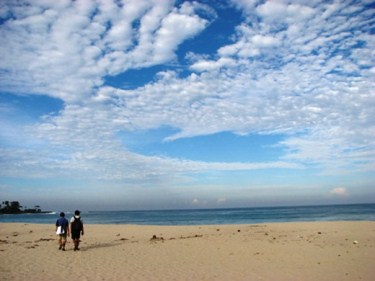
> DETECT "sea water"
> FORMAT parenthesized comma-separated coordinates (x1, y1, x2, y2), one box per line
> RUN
(0, 203, 374, 225)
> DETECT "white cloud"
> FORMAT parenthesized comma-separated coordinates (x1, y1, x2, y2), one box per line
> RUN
(256, 1, 288, 19)
(190, 57, 236, 72)
(251, 34, 280, 48)
(230, 0, 258, 14)
(152, 7, 208, 63)
(0, 0, 209, 101)
(256, 1, 315, 23)
(330, 187, 348, 197)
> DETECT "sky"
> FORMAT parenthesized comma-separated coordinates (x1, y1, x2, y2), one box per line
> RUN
(0, 0, 374, 211)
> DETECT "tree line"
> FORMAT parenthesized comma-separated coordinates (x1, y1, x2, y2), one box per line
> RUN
(0, 201, 43, 214)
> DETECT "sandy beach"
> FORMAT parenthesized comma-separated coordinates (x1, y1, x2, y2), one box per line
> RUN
(0, 221, 374, 281)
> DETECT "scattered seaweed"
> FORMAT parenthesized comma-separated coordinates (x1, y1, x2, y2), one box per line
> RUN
(35, 238, 55, 242)
(150, 235, 164, 241)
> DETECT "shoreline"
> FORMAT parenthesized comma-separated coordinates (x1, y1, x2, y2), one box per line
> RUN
(1, 221, 374, 281)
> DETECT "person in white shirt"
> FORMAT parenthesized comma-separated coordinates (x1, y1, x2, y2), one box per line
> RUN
(70, 210, 84, 251)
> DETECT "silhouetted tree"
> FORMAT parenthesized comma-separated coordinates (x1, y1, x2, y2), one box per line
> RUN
(1, 200, 44, 214)
(0, 201, 22, 214)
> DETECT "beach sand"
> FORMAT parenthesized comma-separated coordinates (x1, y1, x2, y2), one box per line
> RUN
(0, 221, 374, 281)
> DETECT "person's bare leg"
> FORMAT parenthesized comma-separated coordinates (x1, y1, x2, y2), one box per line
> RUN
(61, 236, 66, 251)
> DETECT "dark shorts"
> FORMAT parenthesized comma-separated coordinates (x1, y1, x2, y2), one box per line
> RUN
(71, 231, 81, 240)
(59, 233, 67, 240)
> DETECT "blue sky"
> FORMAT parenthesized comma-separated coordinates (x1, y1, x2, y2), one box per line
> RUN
(0, 0, 374, 211)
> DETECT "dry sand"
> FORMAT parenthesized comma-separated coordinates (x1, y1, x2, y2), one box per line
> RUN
(0, 221, 374, 281)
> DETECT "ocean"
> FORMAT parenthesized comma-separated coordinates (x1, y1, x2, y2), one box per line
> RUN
(0, 203, 374, 226)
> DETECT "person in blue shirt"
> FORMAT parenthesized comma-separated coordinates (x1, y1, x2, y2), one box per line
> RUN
(56, 212, 70, 251)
